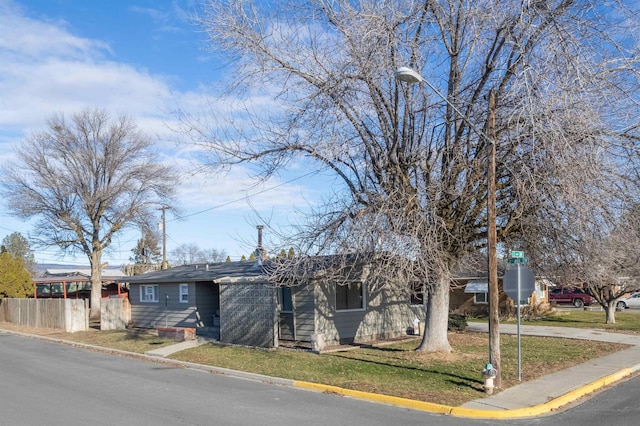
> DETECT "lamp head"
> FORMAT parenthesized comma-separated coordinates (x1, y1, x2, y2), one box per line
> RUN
(395, 66, 423, 83)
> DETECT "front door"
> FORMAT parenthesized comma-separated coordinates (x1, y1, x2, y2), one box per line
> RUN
(278, 287, 294, 340)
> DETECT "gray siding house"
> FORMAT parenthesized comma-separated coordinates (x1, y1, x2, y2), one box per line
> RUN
(121, 258, 423, 349)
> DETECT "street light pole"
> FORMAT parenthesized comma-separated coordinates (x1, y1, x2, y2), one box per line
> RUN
(395, 66, 501, 386)
(487, 90, 501, 388)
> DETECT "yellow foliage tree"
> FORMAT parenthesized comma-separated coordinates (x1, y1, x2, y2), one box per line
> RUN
(0, 251, 32, 298)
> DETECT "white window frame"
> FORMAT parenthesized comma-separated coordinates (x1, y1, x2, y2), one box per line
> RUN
(140, 285, 158, 303)
(179, 283, 189, 303)
(335, 282, 366, 312)
(474, 292, 488, 304)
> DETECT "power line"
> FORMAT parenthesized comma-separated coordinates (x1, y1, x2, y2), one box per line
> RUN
(6, 170, 325, 264)
(170, 170, 322, 221)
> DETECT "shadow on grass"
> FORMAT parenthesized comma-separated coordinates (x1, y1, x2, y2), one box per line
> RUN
(328, 350, 482, 392)
(539, 316, 601, 325)
(122, 329, 167, 345)
(358, 345, 407, 353)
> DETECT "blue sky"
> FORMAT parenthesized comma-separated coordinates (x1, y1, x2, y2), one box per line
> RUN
(0, 0, 326, 266)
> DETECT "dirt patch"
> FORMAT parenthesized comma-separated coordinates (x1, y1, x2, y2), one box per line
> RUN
(404, 349, 479, 363)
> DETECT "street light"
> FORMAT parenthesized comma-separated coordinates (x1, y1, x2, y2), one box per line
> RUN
(394, 67, 493, 145)
(394, 66, 501, 387)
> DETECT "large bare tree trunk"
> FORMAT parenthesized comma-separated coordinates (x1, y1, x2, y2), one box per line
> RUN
(417, 275, 452, 353)
(605, 302, 616, 324)
(89, 251, 102, 321)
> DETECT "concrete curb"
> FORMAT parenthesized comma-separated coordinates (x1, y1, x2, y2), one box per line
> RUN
(3, 327, 639, 419)
(293, 381, 452, 414)
(295, 365, 640, 419)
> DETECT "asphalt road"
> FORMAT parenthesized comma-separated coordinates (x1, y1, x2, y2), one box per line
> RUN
(2, 331, 640, 426)
(502, 374, 640, 426)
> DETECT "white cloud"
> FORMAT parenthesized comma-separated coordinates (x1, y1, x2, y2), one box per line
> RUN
(175, 165, 317, 212)
(0, 1, 111, 60)
(0, 1, 194, 134)
(0, 0, 329, 264)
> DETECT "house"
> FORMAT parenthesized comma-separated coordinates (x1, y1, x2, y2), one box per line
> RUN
(449, 275, 552, 316)
(120, 256, 424, 349)
(33, 267, 128, 303)
(449, 276, 511, 317)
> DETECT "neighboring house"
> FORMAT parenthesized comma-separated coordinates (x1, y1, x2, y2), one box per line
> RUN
(33, 267, 128, 303)
(449, 275, 552, 316)
(120, 258, 424, 349)
(449, 277, 511, 317)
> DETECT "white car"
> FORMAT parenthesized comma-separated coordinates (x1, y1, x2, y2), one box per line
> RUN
(616, 293, 640, 310)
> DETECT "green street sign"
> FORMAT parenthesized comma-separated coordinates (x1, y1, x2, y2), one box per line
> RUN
(511, 251, 525, 258)
(507, 258, 529, 264)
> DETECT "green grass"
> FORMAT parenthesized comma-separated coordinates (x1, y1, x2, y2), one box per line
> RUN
(65, 329, 176, 353)
(168, 332, 623, 406)
(0, 325, 177, 354)
(533, 309, 640, 332)
(476, 308, 640, 333)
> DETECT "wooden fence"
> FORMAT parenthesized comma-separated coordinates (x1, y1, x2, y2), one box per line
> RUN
(100, 297, 131, 330)
(0, 298, 88, 332)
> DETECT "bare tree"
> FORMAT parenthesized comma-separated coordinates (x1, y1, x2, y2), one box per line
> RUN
(206, 248, 228, 263)
(536, 203, 640, 323)
(170, 244, 228, 264)
(188, 1, 640, 353)
(170, 243, 203, 264)
(170, 243, 204, 264)
(1, 108, 177, 318)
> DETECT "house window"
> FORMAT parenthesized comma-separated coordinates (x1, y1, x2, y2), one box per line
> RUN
(475, 292, 488, 304)
(336, 282, 364, 311)
(179, 284, 189, 303)
(278, 287, 293, 313)
(465, 280, 488, 304)
(140, 285, 158, 302)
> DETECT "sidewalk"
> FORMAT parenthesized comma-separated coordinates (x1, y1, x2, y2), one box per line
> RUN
(455, 323, 640, 418)
(144, 338, 209, 357)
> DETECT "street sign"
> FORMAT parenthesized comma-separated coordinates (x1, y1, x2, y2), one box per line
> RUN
(511, 251, 524, 258)
(503, 264, 535, 385)
(507, 258, 529, 264)
(503, 264, 535, 304)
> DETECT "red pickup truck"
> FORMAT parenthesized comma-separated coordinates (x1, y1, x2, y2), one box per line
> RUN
(548, 288, 595, 308)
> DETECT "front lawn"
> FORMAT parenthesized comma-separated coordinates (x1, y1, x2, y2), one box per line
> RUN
(169, 331, 623, 406)
(534, 309, 640, 333)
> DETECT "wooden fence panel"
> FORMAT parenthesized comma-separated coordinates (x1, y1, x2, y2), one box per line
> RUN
(0, 298, 88, 332)
(101, 297, 131, 330)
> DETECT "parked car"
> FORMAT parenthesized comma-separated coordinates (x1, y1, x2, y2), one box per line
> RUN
(548, 287, 595, 308)
(616, 292, 640, 310)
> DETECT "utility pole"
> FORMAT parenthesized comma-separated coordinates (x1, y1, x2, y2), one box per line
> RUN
(159, 206, 170, 270)
(487, 91, 501, 388)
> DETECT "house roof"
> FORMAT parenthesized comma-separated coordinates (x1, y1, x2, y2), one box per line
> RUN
(117, 261, 268, 285)
(464, 280, 489, 293)
(35, 267, 128, 283)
